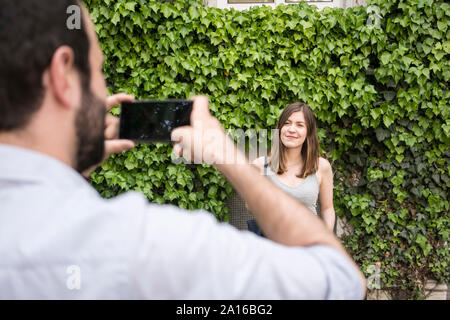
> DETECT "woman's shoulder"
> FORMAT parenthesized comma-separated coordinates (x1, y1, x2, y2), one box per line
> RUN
(316, 157, 332, 184)
(318, 157, 332, 173)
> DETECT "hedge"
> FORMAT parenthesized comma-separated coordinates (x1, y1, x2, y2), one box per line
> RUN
(84, 0, 449, 298)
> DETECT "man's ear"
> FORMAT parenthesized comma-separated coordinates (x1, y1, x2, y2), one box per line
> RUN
(47, 46, 80, 110)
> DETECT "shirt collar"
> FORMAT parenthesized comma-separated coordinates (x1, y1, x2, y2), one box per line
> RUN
(0, 143, 90, 190)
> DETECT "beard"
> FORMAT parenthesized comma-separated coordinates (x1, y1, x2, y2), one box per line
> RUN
(74, 87, 106, 173)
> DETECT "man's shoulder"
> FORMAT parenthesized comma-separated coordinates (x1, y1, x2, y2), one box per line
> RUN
(89, 190, 216, 233)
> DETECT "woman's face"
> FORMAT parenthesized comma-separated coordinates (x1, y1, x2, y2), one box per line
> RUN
(280, 111, 308, 149)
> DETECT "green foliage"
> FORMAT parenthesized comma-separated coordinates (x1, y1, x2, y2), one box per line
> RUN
(84, 0, 449, 298)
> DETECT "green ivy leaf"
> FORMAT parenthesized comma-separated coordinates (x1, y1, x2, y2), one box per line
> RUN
(84, 0, 450, 297)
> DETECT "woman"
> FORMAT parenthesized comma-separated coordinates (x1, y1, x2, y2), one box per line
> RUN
(248, 101, 336, 234)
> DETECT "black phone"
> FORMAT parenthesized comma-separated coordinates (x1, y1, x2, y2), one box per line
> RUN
(119, 99, 193, 143)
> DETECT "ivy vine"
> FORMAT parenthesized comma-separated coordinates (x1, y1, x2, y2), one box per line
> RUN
(84, 0, 449, 298)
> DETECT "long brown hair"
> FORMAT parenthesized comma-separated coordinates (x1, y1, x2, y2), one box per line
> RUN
(269, 102, 320, 178)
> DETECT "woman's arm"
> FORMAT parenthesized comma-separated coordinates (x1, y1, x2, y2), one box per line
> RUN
(318, 157, 336, 231)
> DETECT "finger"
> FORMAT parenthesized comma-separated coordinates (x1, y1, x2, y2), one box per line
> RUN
(106, 93, 135, 111)
(104, 139, 135, 156)
(171, 126, 194, 161)
(171, 126, 191, 144)
(104, 114, 119, 140)
(190, 95, 211, 127)
(173, 143, 183, 157)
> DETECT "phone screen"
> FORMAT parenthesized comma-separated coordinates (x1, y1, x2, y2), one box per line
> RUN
(119, 100, 193, 143)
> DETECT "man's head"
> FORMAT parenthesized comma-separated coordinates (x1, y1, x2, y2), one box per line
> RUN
(0, 0, 108, 172)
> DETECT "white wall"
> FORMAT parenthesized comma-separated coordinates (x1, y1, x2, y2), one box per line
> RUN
(205, 0, 367, 11)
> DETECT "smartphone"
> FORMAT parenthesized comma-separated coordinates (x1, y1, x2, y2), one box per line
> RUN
(119, 99, 193, 143)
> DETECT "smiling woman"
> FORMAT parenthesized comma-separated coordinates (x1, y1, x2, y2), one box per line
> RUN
(249, 102, 336, 233)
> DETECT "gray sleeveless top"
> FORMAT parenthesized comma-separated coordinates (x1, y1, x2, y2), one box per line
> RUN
(264, 158, 319, 215)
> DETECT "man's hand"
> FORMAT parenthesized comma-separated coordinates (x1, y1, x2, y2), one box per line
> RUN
(82, 93, 136, 179)
(171, 96, 243, 165)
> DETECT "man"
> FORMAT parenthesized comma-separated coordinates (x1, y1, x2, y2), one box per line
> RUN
(0, 0, 366, 299)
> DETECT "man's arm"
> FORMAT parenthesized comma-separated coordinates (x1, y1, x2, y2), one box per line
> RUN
(130, 202, 363, 299)
(171, 96, 366, 295)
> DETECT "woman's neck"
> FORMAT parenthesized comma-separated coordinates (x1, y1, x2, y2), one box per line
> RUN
(283, 147, 303, 167)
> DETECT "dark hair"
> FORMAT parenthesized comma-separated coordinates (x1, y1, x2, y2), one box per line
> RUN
(269, 102, 320, 178)
(0, 0, 90, 131)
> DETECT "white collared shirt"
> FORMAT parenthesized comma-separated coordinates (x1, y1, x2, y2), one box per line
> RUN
(0, 144, 363, 299)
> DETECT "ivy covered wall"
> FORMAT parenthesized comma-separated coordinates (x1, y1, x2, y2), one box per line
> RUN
(84, 0, 449, 298)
